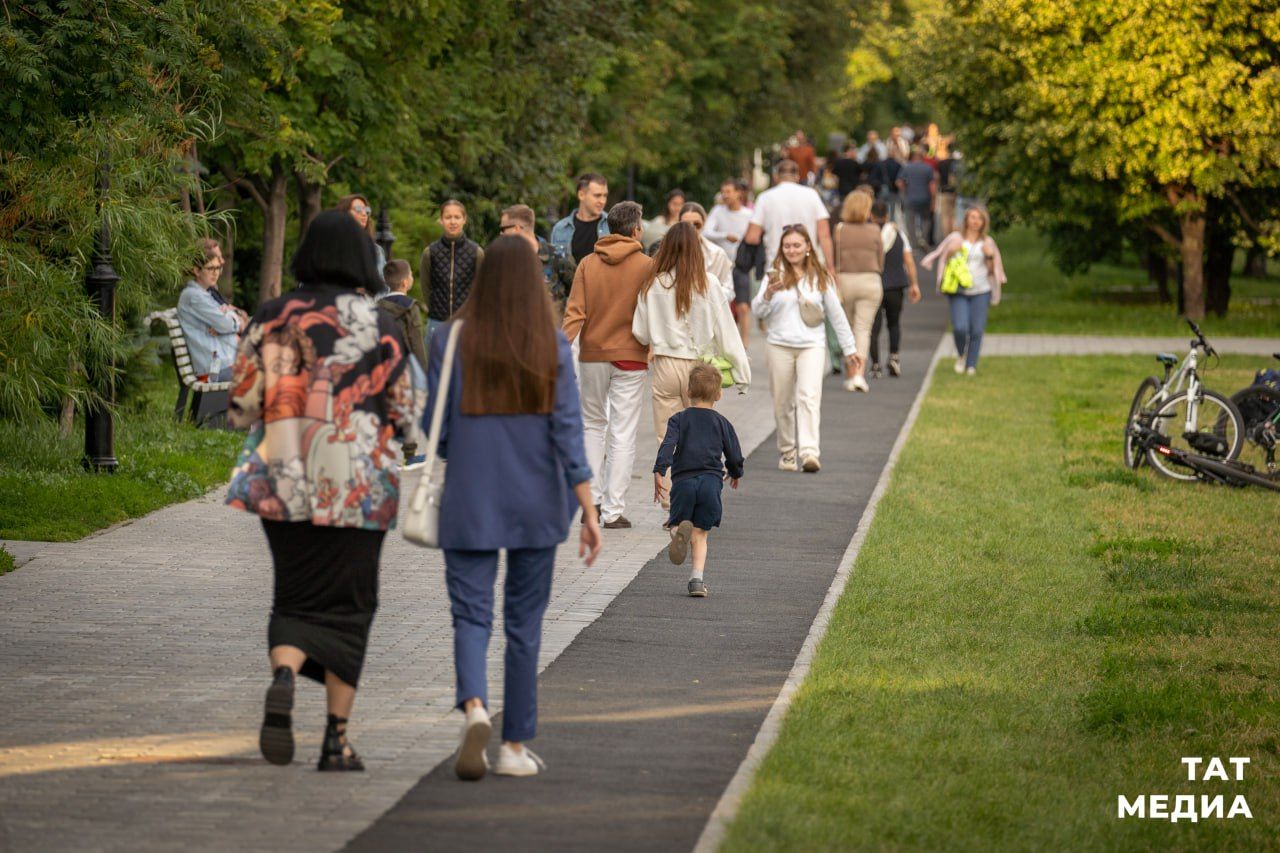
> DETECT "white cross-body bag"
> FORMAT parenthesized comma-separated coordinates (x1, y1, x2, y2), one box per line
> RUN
(402, 320, 462, 548)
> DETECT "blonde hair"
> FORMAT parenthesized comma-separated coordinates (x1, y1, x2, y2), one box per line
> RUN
(962, 206, 990, 239)
(769, 224, 832, 292)
(840, 190, 873, 224)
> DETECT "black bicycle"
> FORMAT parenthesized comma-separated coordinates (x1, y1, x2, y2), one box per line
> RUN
(1128, 421, 1279, 491)
(1229, 353, 1280, 482)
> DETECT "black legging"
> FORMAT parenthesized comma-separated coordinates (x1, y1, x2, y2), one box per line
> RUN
(870, 288, 906, 365)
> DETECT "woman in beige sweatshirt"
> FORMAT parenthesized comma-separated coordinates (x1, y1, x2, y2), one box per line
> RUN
(632, 222, 749, 499)
(832, 190, 884, 393)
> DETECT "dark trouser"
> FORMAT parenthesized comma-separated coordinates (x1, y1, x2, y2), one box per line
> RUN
(444, 547, 557, 743)
(907, 202, 934, 251)
(870, 288, 906, 365)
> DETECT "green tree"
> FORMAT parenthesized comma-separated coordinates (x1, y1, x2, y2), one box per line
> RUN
(911, 0, 1280, 319)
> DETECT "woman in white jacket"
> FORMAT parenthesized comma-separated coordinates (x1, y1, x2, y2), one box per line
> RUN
(633, 222, 750, 493)
(751, 224, 862, 473)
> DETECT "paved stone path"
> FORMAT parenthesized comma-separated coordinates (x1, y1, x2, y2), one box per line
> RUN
(0, 333, 776, 853)
(942, 333, 1279, 358)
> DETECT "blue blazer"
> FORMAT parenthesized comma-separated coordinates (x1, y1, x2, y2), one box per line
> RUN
(425, 322, 592, 551)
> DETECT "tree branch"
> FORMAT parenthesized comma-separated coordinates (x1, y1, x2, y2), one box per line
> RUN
(1224, 188, 1263, 234)
(216, 162, 267, 212)
(1148, 223, 1181, 250)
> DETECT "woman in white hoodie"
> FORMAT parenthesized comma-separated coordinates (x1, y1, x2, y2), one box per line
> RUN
(633, 222, 750, 493)
(751, 224, 862, 473)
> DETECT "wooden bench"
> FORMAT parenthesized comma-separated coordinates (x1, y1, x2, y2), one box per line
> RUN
(146, 308, 232, 427)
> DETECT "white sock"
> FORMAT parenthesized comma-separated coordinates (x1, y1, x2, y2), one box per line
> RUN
(689, 567, 704, 581)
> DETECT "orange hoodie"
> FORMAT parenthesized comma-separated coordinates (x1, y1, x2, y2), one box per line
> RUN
(562, 234, 654, 363)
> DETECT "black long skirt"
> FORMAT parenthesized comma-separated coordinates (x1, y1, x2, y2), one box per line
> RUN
(262, 520, 386, 687)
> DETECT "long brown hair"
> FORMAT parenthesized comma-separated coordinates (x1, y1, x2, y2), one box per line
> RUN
(336, 194, 375, 238)
(456, 236, 557, 414)
(644, 221, 706, 316)
(769, 224, 831, 292)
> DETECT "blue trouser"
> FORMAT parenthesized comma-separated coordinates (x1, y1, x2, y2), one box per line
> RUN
(948, 291, 992, 369)
(444, 547, 556, 742)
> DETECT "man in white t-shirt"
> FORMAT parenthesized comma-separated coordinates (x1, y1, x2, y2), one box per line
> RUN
(703, 178, 752, 261)
(743, 159, 834, 274)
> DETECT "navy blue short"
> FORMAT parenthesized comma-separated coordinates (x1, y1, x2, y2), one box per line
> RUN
(667, 473, 724, 530)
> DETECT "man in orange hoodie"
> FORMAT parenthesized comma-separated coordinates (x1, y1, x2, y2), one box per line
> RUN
(563, 200, 652, 529)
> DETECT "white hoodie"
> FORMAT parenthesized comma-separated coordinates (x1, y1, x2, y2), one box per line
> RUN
(632, 271, 751, 387)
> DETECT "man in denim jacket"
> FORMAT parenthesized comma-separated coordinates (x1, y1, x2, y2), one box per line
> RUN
(549, 173, 611, 299)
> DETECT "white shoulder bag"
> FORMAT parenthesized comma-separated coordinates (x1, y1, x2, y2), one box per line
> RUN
(402, 321, 462, 548)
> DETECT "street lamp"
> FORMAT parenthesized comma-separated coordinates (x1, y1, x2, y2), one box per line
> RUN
(83, 210, 120, 473)
(375, 205, 396, 262)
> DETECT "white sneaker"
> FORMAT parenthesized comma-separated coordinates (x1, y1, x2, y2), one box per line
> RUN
(454, 705, 491, 781)
(801, 455, 821, 473)
(966, 366, 977, 376)
(954, 358, 965, 374)
(493, 743, 546, 777)
(843, 377, 858, 392)
(778, 454, 799, 472)
(851, 374, 870, 393)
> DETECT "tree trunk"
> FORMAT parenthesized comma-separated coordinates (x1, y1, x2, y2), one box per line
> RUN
(1244, 244, 1269, 278)
(1179, 210, 1206, 320)
(1204, 202, 1233, 317)
(296, 171, 323, 240)
(1145, 247, 1171, 304)
(258, 163, 289, 302)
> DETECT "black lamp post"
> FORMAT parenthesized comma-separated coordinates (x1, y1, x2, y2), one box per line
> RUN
(375, 205, 395, 262)
(83, 184, 120, 473)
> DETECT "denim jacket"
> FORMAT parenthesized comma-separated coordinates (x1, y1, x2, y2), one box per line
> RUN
(176, 281, 242, 376)
(549, 212, 610, 266)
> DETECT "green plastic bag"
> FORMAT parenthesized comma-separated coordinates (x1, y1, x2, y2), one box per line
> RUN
(701, 354, 735, 388)
(940, 246, 973, 294)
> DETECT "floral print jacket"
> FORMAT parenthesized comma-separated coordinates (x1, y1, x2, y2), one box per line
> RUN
(226, 284, 421, 530)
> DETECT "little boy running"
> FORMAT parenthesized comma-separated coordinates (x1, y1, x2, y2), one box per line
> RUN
(653, 363, 745, 597)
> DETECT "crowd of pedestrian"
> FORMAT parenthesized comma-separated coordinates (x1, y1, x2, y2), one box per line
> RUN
(179, 135, 1003, 783)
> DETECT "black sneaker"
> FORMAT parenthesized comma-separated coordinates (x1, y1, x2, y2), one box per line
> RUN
(603, 516, 632, 529)
(688, 579, 708, 597)
(259, 666, 295, 766)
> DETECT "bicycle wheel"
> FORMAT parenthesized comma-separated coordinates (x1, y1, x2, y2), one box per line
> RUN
(1146, 388, 1244, 481)
(1195, 456, 1280, 492)
(1230, 384, 1280, 481)
(1123, 376, 1162, 469)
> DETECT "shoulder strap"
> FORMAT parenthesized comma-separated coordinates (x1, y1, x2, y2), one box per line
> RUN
(422, 321, 463, 474)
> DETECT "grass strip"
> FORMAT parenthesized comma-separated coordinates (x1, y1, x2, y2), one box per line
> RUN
(991, 227, 1280, 337)
(0, 367, 241, 542)
(724, 355, 1278, 851)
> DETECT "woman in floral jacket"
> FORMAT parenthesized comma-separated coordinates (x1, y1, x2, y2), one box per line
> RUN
(227, 210, 419, 772)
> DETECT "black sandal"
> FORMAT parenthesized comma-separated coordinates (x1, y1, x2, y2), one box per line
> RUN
(259, 666, 295, 766)
(317, 714, 365, 772)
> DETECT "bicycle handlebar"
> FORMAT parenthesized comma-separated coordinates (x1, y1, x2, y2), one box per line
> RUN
(1186, 318, 1215, 357)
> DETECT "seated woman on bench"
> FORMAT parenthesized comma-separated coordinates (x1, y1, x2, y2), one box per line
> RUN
(177, 238, 247, 382)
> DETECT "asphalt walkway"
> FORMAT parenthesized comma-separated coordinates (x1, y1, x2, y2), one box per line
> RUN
(345, 292, 951, 851)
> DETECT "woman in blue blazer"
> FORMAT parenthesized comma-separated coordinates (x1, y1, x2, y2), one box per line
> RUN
(425, 235, 603, 780)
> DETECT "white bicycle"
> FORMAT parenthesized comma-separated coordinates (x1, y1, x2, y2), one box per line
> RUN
(1123, 320, 1244, 481)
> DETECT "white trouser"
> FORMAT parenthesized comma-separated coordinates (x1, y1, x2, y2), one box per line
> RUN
(767, 343, 826, 460)
(577, 361, 647, 523)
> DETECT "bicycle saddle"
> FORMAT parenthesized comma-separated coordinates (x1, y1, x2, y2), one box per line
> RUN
(1156, 353, 1178, 366)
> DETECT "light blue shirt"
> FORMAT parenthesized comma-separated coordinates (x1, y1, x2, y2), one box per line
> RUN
(176, 281, 241, 376)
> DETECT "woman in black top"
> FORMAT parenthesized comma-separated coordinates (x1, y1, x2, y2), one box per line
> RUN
(868, 200, 922, 378)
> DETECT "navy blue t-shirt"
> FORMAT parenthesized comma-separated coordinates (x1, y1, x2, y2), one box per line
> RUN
(654, 407, 745, 483)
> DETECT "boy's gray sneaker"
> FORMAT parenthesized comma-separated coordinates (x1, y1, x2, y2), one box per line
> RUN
(669, 520, 693, 565)
(688, 579, 708, 597)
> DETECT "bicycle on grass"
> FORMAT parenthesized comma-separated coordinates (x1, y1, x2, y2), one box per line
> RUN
(1229, 354, 1280, 483)
(1128, 421, 1278, 491)
(1122, 320, 1244, 481)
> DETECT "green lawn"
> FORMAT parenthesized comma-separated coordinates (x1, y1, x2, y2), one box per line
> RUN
(723, 356, 1278, 851)
(0, 366, 242, 542)
(990, 227, 1280, 337)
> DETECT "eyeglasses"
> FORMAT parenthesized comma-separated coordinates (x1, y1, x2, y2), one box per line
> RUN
(352, 204, 371, 215)
(203, 262, 225, 271)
